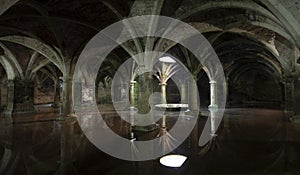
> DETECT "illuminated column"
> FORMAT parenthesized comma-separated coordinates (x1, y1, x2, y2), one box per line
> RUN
(158, 56, 176, 105)
(180, 83, 187, 104)
(208, 80, 218, 136)
(162, 115, 166, 128)
(137, 70, 153, 114)
(130, 81, 136, 107)
(209, 108, 218, 136)
(129, 107, 135, 139)
(209, 80, 218, 109)
(159, 83, 167, 104)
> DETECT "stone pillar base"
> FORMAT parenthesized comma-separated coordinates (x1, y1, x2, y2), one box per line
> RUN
(56, 114, 77, 121)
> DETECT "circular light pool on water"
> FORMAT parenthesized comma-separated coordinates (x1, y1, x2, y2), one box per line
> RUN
(159, 154, 187, 168)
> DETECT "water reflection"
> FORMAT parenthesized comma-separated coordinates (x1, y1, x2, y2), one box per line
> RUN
(0, 108, 299, 174)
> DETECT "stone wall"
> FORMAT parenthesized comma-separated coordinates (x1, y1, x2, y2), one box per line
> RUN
(0, 83, 7, 110)
(34, 84, 55, 104)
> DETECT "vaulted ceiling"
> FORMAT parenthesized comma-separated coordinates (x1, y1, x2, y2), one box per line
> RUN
(0, 0, 299, 84)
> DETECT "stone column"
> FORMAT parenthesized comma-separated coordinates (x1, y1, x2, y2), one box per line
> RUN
(4, 80, 13, 115)
(283, 76, 299, 122)
(130, 81, 136, 107)
(223, 81, 228, 106)
(137, 71, 153, 114)
(52, 82, 61, 108)
(72, 81, 82, 108)
(209, 108, 218, 136)
(159, 82, 167, 104)
(283, 77, 294, 114)
(294, 75, 300, 116)
(188, 77, 199, 112)
(208, 80, 219, 136)
(134, 71, 157, 131)
(60, 76, 74, 118)
(209, 80, 218, 109)
(162, 114, 166, 128)
(180, 83, 187, 104)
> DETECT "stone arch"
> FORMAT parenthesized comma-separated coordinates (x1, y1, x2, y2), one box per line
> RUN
(0, 35, 64, 74)
(0, 0, 19, 15)
(176, 1, 279, 22)
(211, 31, 283, 73)
(260, 0, 300, 48)
(0, 56, 15, 114)
(176, 0, 300, 49)
(227, 61, 283, 108)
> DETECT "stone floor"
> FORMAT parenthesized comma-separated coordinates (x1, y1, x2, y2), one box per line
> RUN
(0, 107, 299, 175)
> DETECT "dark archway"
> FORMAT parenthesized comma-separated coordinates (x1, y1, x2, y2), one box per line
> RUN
(197, 70, 210, 109)
(228, 66, 283, 109)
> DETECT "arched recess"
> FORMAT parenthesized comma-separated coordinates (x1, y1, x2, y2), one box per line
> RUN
(33, 67, 58, 106)
(174, 0, 299, 83)
(207, 30, 284, 109)
(175, 0, 300, 47)
(197, 70, 210, 109)
(0, 36, 64, 73)
(160, 40, 227, 112)
(259, 0, 300, 48)
(227, 62, 283, 109)
(0, 34, 71, 115)
(211, 32, 283, 72)
(0, 38, 64, 114)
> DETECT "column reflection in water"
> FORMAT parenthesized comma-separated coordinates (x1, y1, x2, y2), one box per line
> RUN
(0, 113, 62, 175)
(0, 117, 12, 174)
(200, 109, 288, 175)
(0, 108, 298, 174)
(57, 120, 76, 174)
(209, 108, 222, 137)
(5, 80, 14, 115)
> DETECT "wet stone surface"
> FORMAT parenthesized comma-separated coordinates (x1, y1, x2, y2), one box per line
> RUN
(0, 107, 299, 175)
